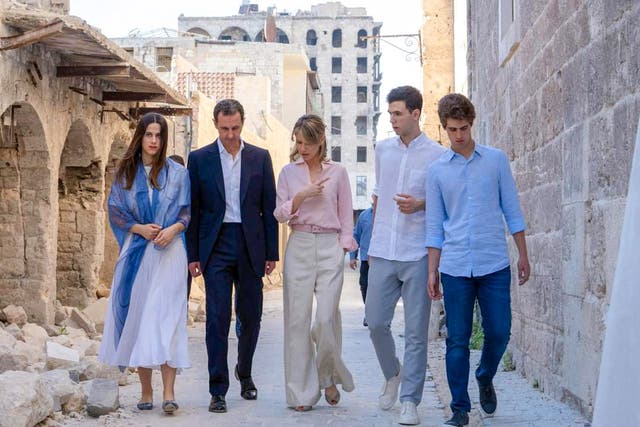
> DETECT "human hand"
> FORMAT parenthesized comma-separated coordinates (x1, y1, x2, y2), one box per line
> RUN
(393, 193, 424, 214)
(265, 260, 276, 275)
(517, 256, 530, 285)
(136, 223, 162, 240)
(153, 225, 178, 247)
(189, 262, 202, 277)
(427, 271, 442, 300)
(300, 177, 330, 199)
(349, 259, 358, 270)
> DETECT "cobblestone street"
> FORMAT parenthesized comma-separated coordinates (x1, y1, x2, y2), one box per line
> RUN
(62, 263, 589, 427)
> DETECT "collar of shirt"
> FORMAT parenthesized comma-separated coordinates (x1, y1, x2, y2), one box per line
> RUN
(394, 133, 427, 149)
(218, 139, 245, 158)
(445, 142, 486, 162)
(293, 157, 333, 168)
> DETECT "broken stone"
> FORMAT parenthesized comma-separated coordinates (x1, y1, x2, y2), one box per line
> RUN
(77, 356, 128, 385)
(0, 344, 29, 373)
(39, 369, 78, 412)
(0, 328, 16, 348)
(1, 305, 27, 326)
(69, 308, 96, 335)
(42, 324, 60, 337)
(86, 378, 119, 417)
(0, 370, 54, 427)
(45, 341, 80, 370)
(81, 298, 108, 333)
(22, 323, 49, 349)
(14, 341, 45, 366)
(53, 301, 67, 326)
(4, 323, 24, 341)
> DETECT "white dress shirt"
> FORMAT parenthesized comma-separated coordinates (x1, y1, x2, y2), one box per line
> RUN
(219, 139, 244, 223)
(368, 133, 446, 262)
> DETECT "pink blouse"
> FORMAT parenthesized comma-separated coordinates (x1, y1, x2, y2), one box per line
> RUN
(274, 158, 358, 251)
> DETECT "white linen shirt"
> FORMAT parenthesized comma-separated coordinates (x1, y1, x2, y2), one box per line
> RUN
(219, 139, 244, 223)
(368, 133, 446, 262)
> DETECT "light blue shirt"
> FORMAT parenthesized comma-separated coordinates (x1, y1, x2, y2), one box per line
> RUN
(425, 143, 526, 277)
(350, 207, 373, 261)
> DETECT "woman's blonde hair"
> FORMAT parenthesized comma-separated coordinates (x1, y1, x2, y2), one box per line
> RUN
(289, 114, 328, 162)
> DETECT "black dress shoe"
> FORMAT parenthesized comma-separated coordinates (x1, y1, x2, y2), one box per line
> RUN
(209, 395, 227, 413)
(235, 364, 258, 400)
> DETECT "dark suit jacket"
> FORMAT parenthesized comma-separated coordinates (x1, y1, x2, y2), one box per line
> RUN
(186, 140, 279, 277)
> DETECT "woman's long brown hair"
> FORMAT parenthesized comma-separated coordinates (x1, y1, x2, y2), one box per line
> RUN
(115, 113, 169, 190)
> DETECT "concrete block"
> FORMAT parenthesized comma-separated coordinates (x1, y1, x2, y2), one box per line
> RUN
(86, 378, 119, 417)
(45, 341, 80, 370)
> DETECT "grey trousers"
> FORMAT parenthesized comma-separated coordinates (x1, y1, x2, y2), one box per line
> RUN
(365, 255, 430, 405)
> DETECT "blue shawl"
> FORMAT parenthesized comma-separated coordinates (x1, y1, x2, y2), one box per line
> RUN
(107, 158, 190, 349)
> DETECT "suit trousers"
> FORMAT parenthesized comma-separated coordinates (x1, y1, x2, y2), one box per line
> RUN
(283, 231, 355, 407)
(365, 255, 430, 405)
(204, 223, 263, 396)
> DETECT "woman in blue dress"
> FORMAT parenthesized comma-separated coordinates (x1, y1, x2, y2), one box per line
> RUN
(99, 113, 190, 414)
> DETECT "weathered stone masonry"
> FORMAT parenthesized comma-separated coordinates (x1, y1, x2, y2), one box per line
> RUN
(467, 0, 639, 417)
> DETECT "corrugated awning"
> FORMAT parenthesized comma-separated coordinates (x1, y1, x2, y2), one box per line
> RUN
(1, 8, 187, 106)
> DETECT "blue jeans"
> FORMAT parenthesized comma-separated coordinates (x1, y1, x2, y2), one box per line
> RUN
(441, 266, 511, 413)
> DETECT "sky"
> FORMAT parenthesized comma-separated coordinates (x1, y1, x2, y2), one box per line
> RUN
(69, 0, 424, 139)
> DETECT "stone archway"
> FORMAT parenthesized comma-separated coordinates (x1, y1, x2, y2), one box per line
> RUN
(56, 120, 102, 308)
(0, 103, 54, 323)
(99, 131, 129, 290)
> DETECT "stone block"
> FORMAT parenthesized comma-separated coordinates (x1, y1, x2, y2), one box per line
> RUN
(561, 123, 587, 203)
(81, 298, 108, 333)
(0, 341, 29, 373)
(39, 369, 78, 412)
(69, 308, 96, 335)
(21, 323, 49, 349)
(86, 378, 119, 417)
(45, 341, 80, 370)
(14, 341, 45, 366)
(3, 323, 24, 342)
(528, 140, 562, 188)
(562, 203, 587, 297)
(0, 371, 54, 427)
(76, 210, 97, 235)
(2, 305, 27, 326)
(78, 356, 127, 385)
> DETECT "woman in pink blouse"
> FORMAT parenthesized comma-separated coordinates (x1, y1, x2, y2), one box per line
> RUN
(274, 114, 357, 412)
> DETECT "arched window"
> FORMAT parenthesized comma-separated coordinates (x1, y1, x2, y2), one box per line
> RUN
(306, 29, 317, 46)
(218, 26, 251, 41)
(357, 29, 367, 48)
(332, 29, 342, 48)
(185, 27, 211, 39)
(255, 28, 290, 43)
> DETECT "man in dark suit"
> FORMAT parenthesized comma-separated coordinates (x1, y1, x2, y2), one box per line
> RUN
(186, 99, 279, 413)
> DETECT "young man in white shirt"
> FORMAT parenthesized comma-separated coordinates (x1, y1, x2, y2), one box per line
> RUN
(366, 86, 446, 425)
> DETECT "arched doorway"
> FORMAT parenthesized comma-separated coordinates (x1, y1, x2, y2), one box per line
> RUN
(0, 103, 53, 323)
(99, 131, 129, 290)
(218, 26, 251, 41)
(56, 120, 102, 308)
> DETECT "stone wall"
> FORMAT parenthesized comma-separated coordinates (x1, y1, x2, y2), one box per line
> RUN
(0, 16, 134, 322)
(467, 0, 639, 417)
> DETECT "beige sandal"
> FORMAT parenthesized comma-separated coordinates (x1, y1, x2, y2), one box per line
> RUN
(325, 386, 340, 406)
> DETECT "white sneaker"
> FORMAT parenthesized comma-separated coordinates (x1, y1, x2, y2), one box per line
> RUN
(398, 401, 420, 425)
(379, 365, 402, 410)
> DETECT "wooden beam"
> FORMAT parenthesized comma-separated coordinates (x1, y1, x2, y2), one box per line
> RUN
(57, 65, 133, 77)
(102, 92, 167, 102)
(0, 20, 65, 51)
(129, 107, 193, 118)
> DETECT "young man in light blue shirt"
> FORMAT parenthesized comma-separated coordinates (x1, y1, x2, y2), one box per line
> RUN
(350, 204, 373, 326)
(426, 94, 531, 427)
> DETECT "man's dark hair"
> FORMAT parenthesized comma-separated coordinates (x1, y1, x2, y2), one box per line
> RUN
(386, 86, 423, 113)
(214, 99, 245, 123)
(437, 93, 476, 127)
(168, 154, 185, 166)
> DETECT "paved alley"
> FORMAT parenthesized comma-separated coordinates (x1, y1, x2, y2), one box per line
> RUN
(63, 264, 589, 427)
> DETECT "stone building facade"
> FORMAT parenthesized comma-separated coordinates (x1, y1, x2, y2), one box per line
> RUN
(0, 1, 187, 323)
(438, 0, 639, 418)
(177, 2, 382, 211)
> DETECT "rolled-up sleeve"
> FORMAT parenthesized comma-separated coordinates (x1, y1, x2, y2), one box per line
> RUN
(425, 166, 445, 249)
(274, 167, 298, 223)
(497, 152, 526, 234)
